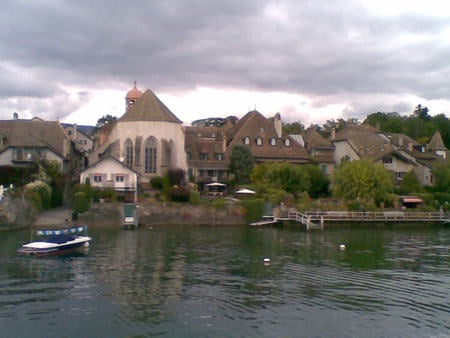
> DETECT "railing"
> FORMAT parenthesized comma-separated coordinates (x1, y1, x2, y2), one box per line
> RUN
(303, 210, 445, 222)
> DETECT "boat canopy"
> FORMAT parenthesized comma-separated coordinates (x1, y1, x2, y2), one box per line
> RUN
(36, 226, 87, 236)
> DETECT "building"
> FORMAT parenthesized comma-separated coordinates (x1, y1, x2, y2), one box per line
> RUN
(86, 84, 187, 196)
(0, 114, 78, 173)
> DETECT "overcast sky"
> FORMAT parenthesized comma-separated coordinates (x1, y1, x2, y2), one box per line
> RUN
(1, 0, 450, 126)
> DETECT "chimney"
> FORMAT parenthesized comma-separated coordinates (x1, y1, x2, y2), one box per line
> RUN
(331, 128, 336, 141)
(73, 123, 78, 141)
(13, 112, 18, 120)
(399, 137, 403, 147)
(274, 113, 282, 138)
(408, 142, 413, 152)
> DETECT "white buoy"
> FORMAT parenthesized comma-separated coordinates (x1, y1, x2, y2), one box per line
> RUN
(263, 257, 270, 263)
(339, 244, 346, 250)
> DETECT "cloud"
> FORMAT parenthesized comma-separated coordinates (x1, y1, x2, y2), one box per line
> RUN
(0, 0, 449, 124)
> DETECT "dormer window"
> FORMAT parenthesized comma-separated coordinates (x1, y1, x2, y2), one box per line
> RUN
(284, 139, 290, 147)
(244, 137, 250, 145)
(270, 138, 277, 146)
(256, 137, 263, 146)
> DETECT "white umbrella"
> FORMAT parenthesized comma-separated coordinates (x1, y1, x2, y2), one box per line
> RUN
(206, 182, 226, 187)
(235, 188, 256, 194)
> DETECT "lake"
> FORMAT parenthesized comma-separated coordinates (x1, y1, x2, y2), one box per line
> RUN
(1, 224, 449, 337)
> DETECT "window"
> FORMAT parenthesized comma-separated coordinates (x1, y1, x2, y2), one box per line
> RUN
(383, 156, 393, 164)
(214, 153, 223, 160)
(256, 137, 262, 146)
(116, 175, 124, 182)
(144, 137, 157, 174)
(244, 137, 250, 145)
(200, 152, 209, 160)
(285, 139, 290, 146)
(125, 139, 133, 168)
(395, 172, 407, 180)
(94, 175, 102, 183)
(270, 138, 277, 146)
(320, 164, 328, 173)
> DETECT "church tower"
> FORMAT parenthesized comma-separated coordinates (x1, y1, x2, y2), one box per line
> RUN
(125, 81, 143, 111)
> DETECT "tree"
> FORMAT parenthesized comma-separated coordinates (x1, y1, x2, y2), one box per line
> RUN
(433, 160, 450, 193)
(96, 114, 117, 129)
(304, 165, 330, 198)
(251, 162, 310, 196)
(398, 170, 422, 195)
(230, 145, 255, 184)
(282, 121, 305, 134)
(333, 160, 394, 206)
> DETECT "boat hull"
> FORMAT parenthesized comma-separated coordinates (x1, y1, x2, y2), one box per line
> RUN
(18, 236, 91, 256)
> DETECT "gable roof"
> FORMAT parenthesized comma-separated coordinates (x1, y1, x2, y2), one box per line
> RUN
(334, 125, 394, 161)
(81, 155, 141, 176)
(119, 89, 182, 124)
(225, 110, 310, 162)
(0, 119, 70, 157)
(427, 131, 447, 151)
(61, 123, 96, 137)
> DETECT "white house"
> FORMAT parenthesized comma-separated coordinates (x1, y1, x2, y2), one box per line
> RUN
(80, 156, 140, 202)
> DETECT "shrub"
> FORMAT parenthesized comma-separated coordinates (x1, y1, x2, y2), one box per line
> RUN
(241, 199, 265, 223)
(168, 186, 190, 202)
(150, 176, 164, 190)
(73, 191, 90, 213)
(24, 180, 52, 211)
(168, 168, 186, 186)
(189, 190, 201, 204)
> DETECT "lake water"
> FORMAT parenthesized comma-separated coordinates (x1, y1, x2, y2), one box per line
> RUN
(1, 224, 449, 338)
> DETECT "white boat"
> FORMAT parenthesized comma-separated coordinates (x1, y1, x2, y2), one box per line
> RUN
(18, 225, 91, 256)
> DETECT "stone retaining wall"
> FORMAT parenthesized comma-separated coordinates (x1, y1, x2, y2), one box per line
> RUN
(0, 196, 37, 230)
(78, 201, 247, 226)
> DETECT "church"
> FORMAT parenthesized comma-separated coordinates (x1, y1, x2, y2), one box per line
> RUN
(81, 83, 187, 200)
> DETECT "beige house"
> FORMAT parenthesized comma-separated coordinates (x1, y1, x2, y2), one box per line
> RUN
(333, 125, 441, 186)
(0, 115, 78, 173)
(89, 84, 187, 183)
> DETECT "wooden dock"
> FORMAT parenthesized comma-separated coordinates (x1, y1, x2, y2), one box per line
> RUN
(284, 210, 449, 230)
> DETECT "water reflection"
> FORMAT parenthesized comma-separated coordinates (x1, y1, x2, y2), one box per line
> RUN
(0, 224, 449, 337)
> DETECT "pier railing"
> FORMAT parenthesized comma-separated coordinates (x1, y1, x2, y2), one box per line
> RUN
(285, 209, 448, 230)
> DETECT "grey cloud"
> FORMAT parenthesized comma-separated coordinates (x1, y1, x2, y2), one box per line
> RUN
(1, 0, 449, 121)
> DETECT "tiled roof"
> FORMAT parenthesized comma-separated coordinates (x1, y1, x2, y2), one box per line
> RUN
(119, 89, 182, 123)
(427, 131, 447, 151)
(0, 119, 70, 157)
(225, 110, 310, 162)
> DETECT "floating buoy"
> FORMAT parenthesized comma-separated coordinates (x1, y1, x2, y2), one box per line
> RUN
(263, 257, 270, 263)
(339, 244, 346, 250)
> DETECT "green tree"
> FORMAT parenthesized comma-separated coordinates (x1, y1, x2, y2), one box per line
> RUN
(251, 162, 310, 196)
(96, 114, 117, 129)
(433, 160, 450, 193)
(282, 121, 305, 134)
(230, 145, 255, 184)
(333, 160, 394, 205)
(398, 170, 422, 194)
(304, 165, 330, 198)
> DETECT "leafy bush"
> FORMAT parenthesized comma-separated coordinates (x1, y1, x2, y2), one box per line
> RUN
(168, 168, 186, 186)
(189, 190, 201, 204)
(150, 176, 164, 190)
(168, 186, 190, 202)
(73, 192, 90, 213)
(24, 180, 52, 211)
(241, 199, 265, 223)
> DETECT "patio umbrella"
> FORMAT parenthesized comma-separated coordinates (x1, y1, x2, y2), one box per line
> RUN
(235, 188, 256, 194)
(206, 182, 226, 187)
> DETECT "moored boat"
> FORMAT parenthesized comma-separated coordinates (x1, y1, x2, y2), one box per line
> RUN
(18, 225, 91, 256)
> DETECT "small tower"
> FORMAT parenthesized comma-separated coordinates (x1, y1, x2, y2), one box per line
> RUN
(125, 81, 143, 111)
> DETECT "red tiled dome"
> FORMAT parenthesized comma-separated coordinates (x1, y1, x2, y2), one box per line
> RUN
(126, 82, 143, 100)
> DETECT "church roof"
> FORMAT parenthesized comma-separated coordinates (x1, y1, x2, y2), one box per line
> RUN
(119, 89, 182, 124)
(126, 83, 143, 100)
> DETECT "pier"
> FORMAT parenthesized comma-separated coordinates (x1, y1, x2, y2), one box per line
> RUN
(286, 210, 449, 230)
(250, 209, 450, 230)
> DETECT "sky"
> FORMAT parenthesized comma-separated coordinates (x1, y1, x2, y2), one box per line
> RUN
(1, 0, 450, 127)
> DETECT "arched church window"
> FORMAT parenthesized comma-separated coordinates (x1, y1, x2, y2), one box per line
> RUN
(244, 137, 250, 145)
(125, 139, 133, 168)
(144, 137, 158, 174)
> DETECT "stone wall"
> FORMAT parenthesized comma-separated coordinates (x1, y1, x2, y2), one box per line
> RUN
(78, 201, 247, 227)
(0, 196, 37, 230)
